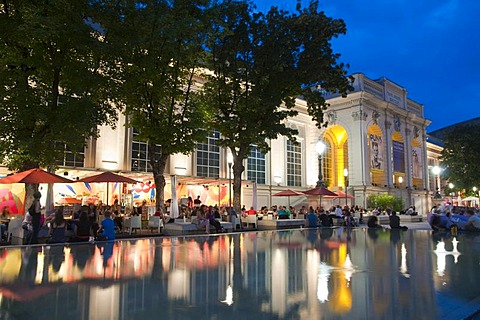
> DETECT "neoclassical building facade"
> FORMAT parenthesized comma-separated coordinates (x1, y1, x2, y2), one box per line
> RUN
(0, 73, 438, 214)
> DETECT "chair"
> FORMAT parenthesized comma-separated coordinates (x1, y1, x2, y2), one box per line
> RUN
(126, 216, 142, 234)
(232, 216, 241, 230)
(148, 216, 163, 233)
(246, 215, 257, 228)
(7, 218, 23, 243)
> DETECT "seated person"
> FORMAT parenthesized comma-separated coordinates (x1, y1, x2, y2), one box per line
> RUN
(73, 211, 92, 242)
(195, 206, 210, 234)
(428, 213, 454, 231)
(246, 206, 256, 215)
(319, 213, 333, 227)
(389, 211, 408, 230)
(367, 215, 383, 229)
(97, 211, 116, 241)
(277, 206, 290, 219)
(306, 208, 318, 227)
(464, 209, 480, 232)
(48, 210, 67, 244)
(207, 208, 223, 233)
(72, 204, 82, 220)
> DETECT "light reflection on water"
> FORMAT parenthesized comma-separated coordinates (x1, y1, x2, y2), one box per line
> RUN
(0, 228, 479, 319)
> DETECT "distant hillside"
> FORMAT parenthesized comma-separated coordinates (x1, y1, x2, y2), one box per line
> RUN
(428, 117, 480, 140)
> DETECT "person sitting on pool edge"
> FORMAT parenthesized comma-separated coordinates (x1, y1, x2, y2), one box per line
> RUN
(97, 211, 115, 241)
(464, 209, 480, 232)
(389, 211, 408, 230)
(367, 215, 383, 229)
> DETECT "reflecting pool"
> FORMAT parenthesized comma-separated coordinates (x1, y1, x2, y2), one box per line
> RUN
(0, 228, 479, 319)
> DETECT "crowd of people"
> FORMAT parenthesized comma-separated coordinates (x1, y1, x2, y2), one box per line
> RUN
(20, 195, 118, 245)
(7, 190, 480, 246)
(427, 204, 480, 232)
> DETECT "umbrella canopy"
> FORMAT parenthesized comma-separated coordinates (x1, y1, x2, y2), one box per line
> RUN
(0, 168, 72, 184)
(76, 171, 138, 184)
(303, 186, 337, 197)
(303, 186, 337, 208)
(462, 196, 479, 202)
(77, 172, 139, 206)
(273, 189, 304, 207)
(273, 189, 304, 197)
(332, 190, 354, 199)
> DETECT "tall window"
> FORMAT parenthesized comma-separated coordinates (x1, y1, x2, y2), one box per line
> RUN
(323, 141, 333, 187)
(287, 140, 302, 187)
(55, 142, 85, 167)
(131, 128, 160, 172)
(247, 145, 266, 184)
(196, 130, 220, 177)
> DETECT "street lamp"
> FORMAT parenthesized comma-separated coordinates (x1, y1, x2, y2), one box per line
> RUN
(315, 140, 326, 187)
(432, 166, 442, 199)
(343, 168, 349, 207)
(227, 152, 233, 208)
(473, 186, 478, 196)
(398, 176, 404, 206)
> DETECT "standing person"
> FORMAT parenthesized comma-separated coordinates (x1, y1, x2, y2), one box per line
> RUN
(29, 191, 42, 244)
(187, 196, 194, 208)
(193, 196, 202, 207)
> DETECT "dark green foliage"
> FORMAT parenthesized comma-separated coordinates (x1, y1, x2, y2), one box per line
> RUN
(0, 0, 118, 172)
(440, 124, 480, 190)
(368, 194, 404, 212)
(202, 0, 352, 210)
(93, 0, 218, 211)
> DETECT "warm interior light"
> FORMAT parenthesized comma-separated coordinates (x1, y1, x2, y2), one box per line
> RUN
(227, 152, 233, 165)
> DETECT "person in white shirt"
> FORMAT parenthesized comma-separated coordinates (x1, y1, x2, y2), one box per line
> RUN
(335, 205, 343, 218)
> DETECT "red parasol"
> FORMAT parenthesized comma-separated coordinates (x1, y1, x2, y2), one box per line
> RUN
(76, 172, 139, 205)
(76, 171, 138, 184)
(273, 189, 304, 207)
(329, 190, 354, 199)
(0, 168, 72, 184)
(303, 186, 337, 208)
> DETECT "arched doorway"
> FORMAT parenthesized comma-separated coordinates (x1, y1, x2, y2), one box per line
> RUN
(322, 125, 349, 189)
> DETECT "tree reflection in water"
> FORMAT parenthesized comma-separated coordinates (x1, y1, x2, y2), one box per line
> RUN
(0, 230, 479, 319)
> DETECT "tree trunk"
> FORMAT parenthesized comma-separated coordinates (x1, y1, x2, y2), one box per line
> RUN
(149, 143, 168, 214)
(232, 155, 244, 214)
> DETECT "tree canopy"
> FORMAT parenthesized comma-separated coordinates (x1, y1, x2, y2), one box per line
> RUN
(0, 0, 117, 172)
(202, 0, 352, 211)
(93, 0, 218, 212)
(440, 124, 480, 191)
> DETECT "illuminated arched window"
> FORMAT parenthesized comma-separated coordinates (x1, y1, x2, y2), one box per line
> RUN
(322, 139, 333, 187)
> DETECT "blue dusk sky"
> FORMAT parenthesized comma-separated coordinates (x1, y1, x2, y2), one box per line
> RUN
(253, 0, 480, 132)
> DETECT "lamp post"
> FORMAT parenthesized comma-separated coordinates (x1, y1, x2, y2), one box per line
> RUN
(315, 141, 326, 188)
(432, 166, 442, 199)
(448, 183, 454, 197)
(343, 168, 348, 207)
(227, 152, 233, 208)
(473, 186, 478, 197)
(398, 176, 404, 206)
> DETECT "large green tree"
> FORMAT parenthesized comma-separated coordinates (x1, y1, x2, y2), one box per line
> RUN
(203, 0, 352, 212)
(0, 0, 117, 200)
(440, 124, 480, 191)
(94, 0, 218, 213)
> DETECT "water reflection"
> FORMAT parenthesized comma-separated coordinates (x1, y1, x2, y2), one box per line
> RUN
(0, 229, 479, 319)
